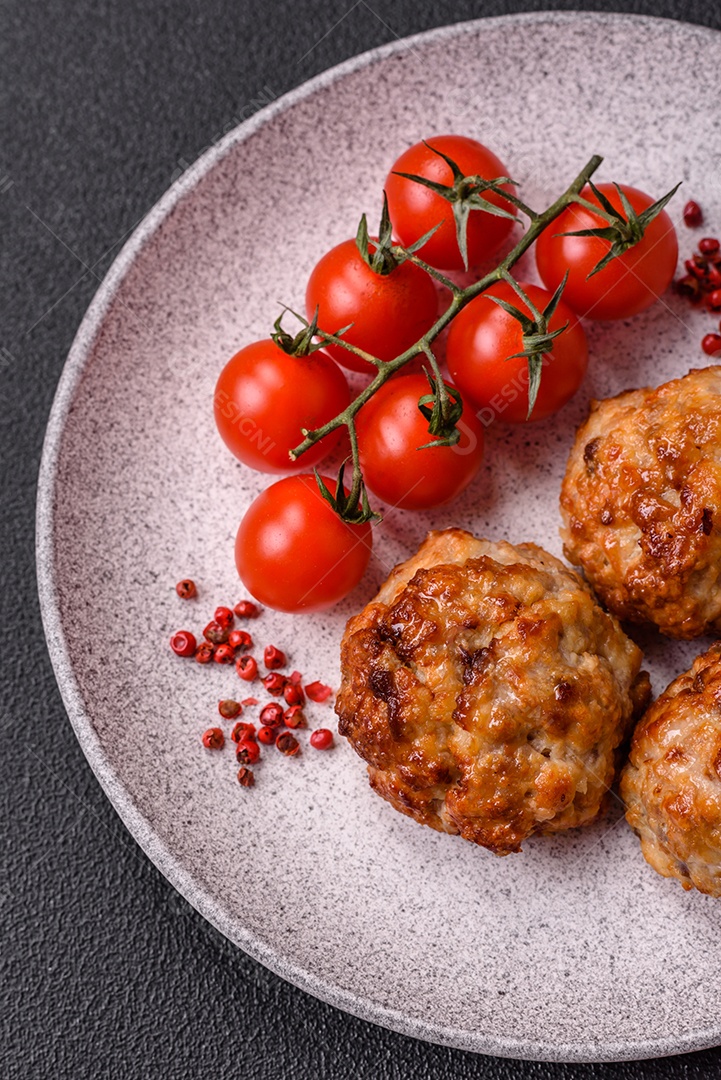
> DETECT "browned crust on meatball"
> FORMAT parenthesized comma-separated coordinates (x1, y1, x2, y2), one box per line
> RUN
(621, 642, 721, 896)
(561, 365, 721, 639)
(336, 529, 650, 855)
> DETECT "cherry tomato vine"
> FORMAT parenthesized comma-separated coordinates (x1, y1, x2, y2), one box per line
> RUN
(282, 150, 678, 525)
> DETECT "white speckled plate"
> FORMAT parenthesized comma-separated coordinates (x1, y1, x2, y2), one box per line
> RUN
(37, 12, 721, 1063)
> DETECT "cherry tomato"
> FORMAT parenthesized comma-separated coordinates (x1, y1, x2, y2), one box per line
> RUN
(235, 474, 373, 613)
(214, 341, 349, 473)
(535, 183, 678, 320)
(446, 281, 588, 424)
(355, 373, 484, 510)
(385, 135, 517, 271)
(305, 238, 439, 374)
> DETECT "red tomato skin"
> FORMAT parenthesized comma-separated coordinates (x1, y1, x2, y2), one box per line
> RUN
(235, 475, 373, 613)
(305, 238, 439, 373)
(535, 183, 678, 320)
(214, 341, 349, 473)
(385, 135, 517, 271)
(446, 282, 588, 424)
(355, 373, 484, 510)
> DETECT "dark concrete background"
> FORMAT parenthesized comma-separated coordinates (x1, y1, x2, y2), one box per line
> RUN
(3, 2, 721, 1077)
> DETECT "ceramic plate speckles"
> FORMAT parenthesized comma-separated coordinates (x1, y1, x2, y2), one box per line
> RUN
(37, 12, 721, 1063)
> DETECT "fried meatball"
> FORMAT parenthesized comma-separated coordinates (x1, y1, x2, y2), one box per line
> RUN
(621, 643, 721, 897)
(561, 365, 721, 639)
(336, 529, 650, 855)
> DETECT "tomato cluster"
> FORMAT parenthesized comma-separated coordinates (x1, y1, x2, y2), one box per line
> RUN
(214, 134, 679, 613)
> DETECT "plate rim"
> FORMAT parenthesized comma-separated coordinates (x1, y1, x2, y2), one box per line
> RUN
(35, 9, 721, 1063)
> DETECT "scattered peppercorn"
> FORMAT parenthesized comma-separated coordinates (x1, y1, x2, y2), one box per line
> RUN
(676, 274, 700, 301)
(677, 240, 721, 306)
(699, 237, 720, 256)
(231, 721, 256, 743)
(708, 289, 721, 313)
(234, 600, 260, 619)
(702, 333, 721, 356)
(213, 643, 235, 664)
(259, 702, 284, 728)
(264, 644, 286, 669)
(170, 630, 197, 658)
(195, 641, 214, 664)
(236, 655, 258, 681)
(683, 200, 703, 228)
(202, 727, 224, 750)
(283, 705, 306, 729)
(305, 681, 332, 703)
(237, 766, 255, 788)
(169, 579, 336, 788)
(275, 731, 300, 756)
(675, 231, 721, 354)
(262, 672, 287, 695)
(214, 605, 234, 630)
(309, 728, 334, 750)
(685, 256, 706, 280)
(283, 682, 305, 706)
(236, 739, 260, 765)
(203, 620, 229, 645)
(228, 629, 253, 650)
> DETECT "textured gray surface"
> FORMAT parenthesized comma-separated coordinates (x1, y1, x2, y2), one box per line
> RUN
(5, 0, 721, 1077)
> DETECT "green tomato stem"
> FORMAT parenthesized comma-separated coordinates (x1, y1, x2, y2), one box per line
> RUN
(395, 250, 462, 294)
(315, 328, 385, 368)
(570, 192, 618, 226)
(419, 342, 452, 425)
